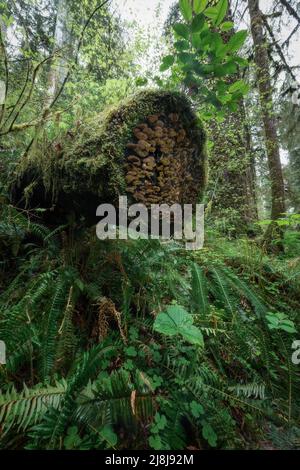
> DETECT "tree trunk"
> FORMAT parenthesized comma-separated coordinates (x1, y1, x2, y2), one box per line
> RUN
(45, 0, 72, 108)
(248, 0, 285, 223)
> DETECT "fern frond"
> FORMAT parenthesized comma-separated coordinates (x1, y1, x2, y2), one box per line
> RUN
(221, 267, 268, 319)
(209, 267, 237, 319)
(55, 287, 77, 370)
(228, 382, 266, 400)
(191, 263, 210, 317)
(0, 380, 67, 435)
(76, 369, 155, 429)
(40, 275, 69, 380)
(45, 344, 116, 447)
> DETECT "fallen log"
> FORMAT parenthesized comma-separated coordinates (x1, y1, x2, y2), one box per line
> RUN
(11, 90, 208, 224)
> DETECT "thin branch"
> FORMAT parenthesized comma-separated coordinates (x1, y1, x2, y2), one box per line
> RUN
(0, 121, 39, 135)
(49, 0, 111, 110)
(0, 104, 74, 136)
(1, 60, 31, 130)
(282, 22, 300, 48)
(262, 14, 297, 82)
(278, 0, 300, 25)
(5, 52, 60, 134)
(0, 23, 9, 127)
(22, 0, 111, 158)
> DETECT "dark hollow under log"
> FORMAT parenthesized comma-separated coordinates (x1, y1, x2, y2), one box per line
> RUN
(10, 90, 208, 225)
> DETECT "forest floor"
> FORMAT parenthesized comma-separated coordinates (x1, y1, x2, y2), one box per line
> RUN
(1, 196, 300, 449)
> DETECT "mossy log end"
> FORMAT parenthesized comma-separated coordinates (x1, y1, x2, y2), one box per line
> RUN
(11, 90, 208, 224)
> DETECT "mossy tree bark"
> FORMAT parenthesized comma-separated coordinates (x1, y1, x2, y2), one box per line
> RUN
(248, 0, 285, 222)
(248, 0, 286, 251)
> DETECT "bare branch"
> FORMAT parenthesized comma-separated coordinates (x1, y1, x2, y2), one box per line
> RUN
(22, 0, 111, 158)
(0, 23, 9, 127)
(278, 0, 300, 25)
(282, 22, 300, 48)
(1, 60, 31, 129)
(49, 0, 111, 110)
(262, 14, 297, 82)
(5, 52, 60, 134)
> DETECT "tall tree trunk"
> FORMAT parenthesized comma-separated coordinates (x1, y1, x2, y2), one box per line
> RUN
(45, 0, 71, 108)
(248, 0, 285, 224)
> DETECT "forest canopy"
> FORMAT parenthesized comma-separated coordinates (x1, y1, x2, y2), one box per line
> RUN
(0, 0, 300, 452)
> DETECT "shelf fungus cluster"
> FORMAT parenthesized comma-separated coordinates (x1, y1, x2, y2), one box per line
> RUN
(11, 90, 208, 224)
(125, 112, 202, 207)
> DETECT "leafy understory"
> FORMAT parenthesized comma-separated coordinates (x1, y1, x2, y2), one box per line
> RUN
(0, 201, 299, 449)
(1, 0, 300, 452)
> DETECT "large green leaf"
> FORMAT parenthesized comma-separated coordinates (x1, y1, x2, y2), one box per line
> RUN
(227, 30, 247, 52)
(266, 312, 297, 334)
(101, 425, 118, 447)
(174, 40, 190, 51)
(173, 23, 190, 40)
(193, 0, 208, 14)
(213, 61, 237, 77)
(191, 14, 205, 33)
(153, 305, 204, 347)
(220, 21, 234, 32)
(192, 33, 202, 49)
(160, 55, 175, 72)
(202, 421, 217, 447)
(204, 0, 228, 26)
(228, 79, 249, 95)
(178, 52, 194, 65)
(180, 0, 193, 21)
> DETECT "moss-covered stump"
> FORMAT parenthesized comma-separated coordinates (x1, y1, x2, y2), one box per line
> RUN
(11, 90, 207, 223)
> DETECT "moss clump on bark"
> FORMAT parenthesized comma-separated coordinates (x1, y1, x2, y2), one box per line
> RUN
(11, 90, 207, 223)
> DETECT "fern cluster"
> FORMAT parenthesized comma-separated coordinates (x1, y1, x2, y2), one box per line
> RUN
(0, 192, 299, 449)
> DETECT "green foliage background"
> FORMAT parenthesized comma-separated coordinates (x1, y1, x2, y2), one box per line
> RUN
(0, 0, 300, 451)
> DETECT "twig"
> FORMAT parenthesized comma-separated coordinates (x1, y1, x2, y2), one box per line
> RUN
(282, 23, 300, 48)
(23, 0, 111, 157)
(5, 52, 61, 134)
(49, 0, 111, 110)
(0, 23, 9, 127)
(278, 0, 300, 25)
(262, 14, 297, 82)
(1, 60, 30, 130)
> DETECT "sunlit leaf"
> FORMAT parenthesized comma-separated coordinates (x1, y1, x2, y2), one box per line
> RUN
(227, 30, 247, 52)
(204, 0, 228, 26)
(153, 305, 204, 346)
(180, 0, 193, 21)
(220, 21, 234, 31)
(193, 0, 208, 14)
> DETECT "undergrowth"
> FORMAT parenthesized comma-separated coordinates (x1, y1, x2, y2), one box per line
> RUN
(0, 190, 299, 450)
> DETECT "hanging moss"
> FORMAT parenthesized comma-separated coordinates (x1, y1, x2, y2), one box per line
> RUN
(11, 90, 208, 223)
